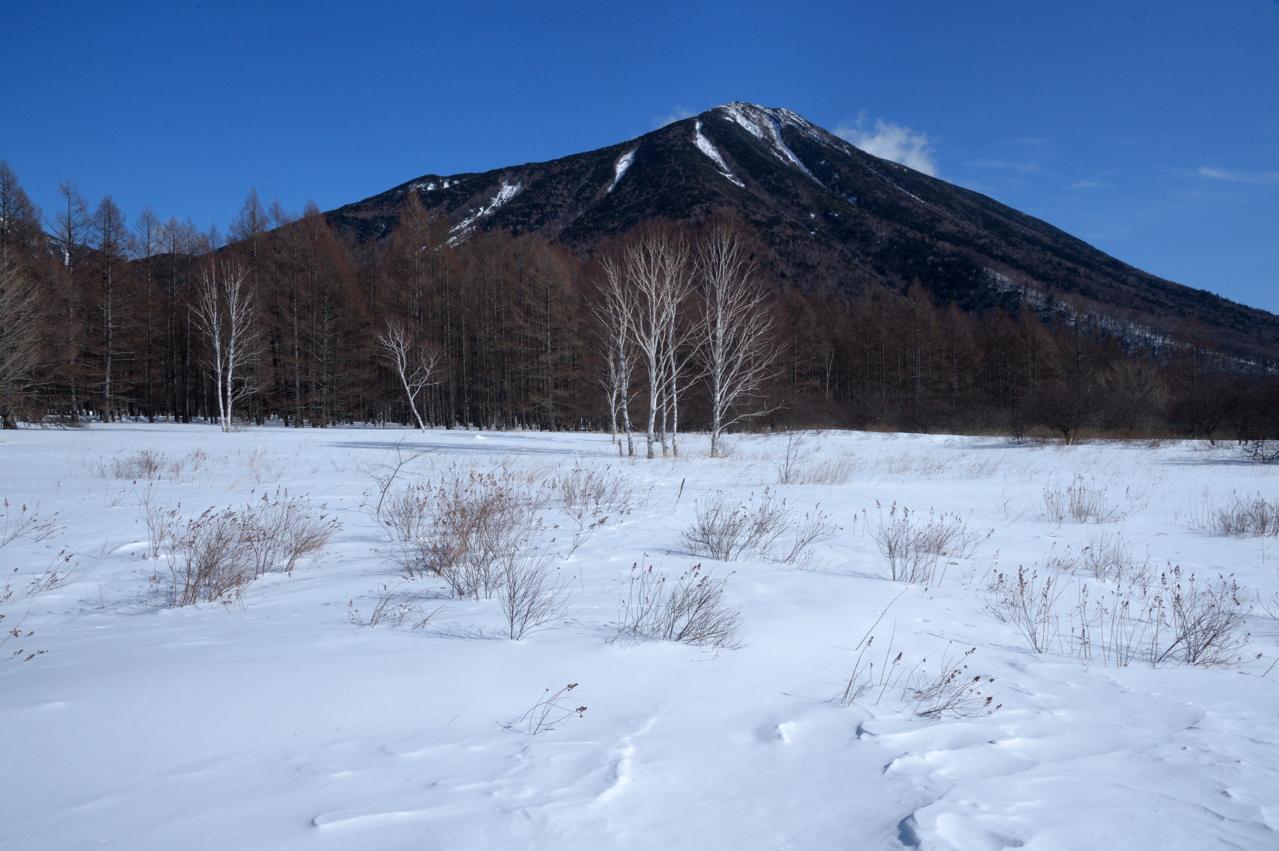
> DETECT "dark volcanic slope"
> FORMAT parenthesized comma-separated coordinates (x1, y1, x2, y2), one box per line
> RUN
(328, 103, 1279, 361)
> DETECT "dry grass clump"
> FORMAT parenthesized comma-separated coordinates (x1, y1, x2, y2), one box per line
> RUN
(1, 594, 43, 664)
(776, 433, 859, 485)
(496, 549, 568, 640)
(388, 470, 540, 597)
(776, 433, 807, 484)
(984, 566, 1064, 654)
(1041, 542, 1083, 575)
(877, 453, 954, 478)
(683, 489, 836, 565)
(0, 500, 60, 549)
(378, 469, 568, 637)
(1149, 568, 1249, 666)
(1042, 532, 1152, 585)
(157, 492, 337, 606)
(1079, 532, 1150, 583)
(1191, 494, 1279, 537)
(376, 484, 432, 545)
(790, 456, 859, 486)
(909, 647, 1000, 719)
(1067, 583, 1149, 668)
(242, 489, 340, 576)
(163, 507, 253, 606)
(684, 490, 789, 560)
(1042, 476, 1126, 523)
(510, 683, 588, 735)
(0, 501, 73, 661)
(553, 464, 632, 518)
(837, 624, 998, 720)
(1, 553, 75, 664)
(614, 563, 741, 648)
(776, 506, 841, 566)
(93, 449, 182, 480)
(347, 583, 442, 629)
(550, 464, 633, 556)
(869, 503, 987, 587)
(1027, 563, 1249, 668)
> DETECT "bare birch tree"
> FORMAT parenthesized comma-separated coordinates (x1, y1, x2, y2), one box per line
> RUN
(622, 235, 665, 459)
(192, 261, 261, 432)
(376, 321, 439, 430)
(593, 256, 635, 456)
(657, 251, 697, 457)
(696, 225, 779, 457)
(622, 230, 693, 459)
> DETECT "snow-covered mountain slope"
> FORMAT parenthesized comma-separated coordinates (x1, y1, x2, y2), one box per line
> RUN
(326, 102, 1279, 362)
(3, 424, 1279, 849)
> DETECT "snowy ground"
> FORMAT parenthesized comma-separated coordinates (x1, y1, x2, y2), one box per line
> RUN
(2, 425, 1278, 850)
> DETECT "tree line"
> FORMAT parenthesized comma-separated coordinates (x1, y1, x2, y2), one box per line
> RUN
(0, 160, 1275, 441)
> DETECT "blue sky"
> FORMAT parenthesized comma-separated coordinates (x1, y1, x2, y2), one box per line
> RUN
(4, 0, 1276, 310)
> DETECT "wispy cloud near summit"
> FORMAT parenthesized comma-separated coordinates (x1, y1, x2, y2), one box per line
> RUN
(653, 107, 695, 129)
(834, 115, 938, 176)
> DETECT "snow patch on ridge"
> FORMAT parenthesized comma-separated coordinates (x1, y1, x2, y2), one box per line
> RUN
(448, 181, 522, 243)
(609, 149, 636, 193)
(410, 178, 455, 192)
(692, 121, 745, 188)
(717, 103, 822, 184)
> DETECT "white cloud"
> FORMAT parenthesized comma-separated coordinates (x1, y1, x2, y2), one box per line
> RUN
(1071, 179, 1106, 190)
(834, 116, 938, 176)
(654, 106, 695, 129)
(1197, 166, 1279, 185)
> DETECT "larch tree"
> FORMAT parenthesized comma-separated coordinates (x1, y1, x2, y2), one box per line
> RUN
(0, 163, 43, 263)
(192, 260, 261, 432)
(0, 166, 43, 427)
(91, 196, 130, 421)
(52, 181, 89, 419)
(160, 217, 204, 422)
(134, 207, 162, 416)
(695, 224, 779, 457)
(0, 254, 38, 428)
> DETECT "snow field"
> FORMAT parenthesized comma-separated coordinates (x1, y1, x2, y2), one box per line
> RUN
(1, 426, 1277, 849)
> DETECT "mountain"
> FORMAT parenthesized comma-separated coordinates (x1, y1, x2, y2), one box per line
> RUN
(327, 102, 1279, 362)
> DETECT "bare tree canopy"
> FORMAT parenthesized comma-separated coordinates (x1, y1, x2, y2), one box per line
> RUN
(612, 227, 696, 459)
(695, 223, 780, 457)
(192, 260, 262, 432)
(376, 321, 439, 430)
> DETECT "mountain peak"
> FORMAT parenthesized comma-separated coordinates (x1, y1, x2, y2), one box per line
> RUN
(328, 104, 1279, 362)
